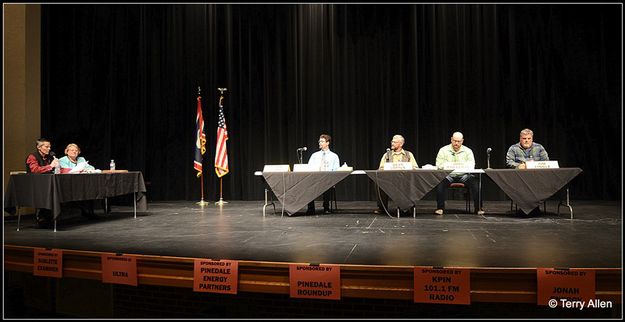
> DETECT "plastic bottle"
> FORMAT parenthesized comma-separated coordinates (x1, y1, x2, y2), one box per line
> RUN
(110, 160, 116, 171)
(54, 162, 60, 174)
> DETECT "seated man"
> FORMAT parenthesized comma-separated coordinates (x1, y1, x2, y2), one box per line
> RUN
(506, 128, 552, 215)
(306, 134, 340, 215)
(375, 134, 418, 214)
(506, 128, 549, 169)
(25, 138, 60, 227)
(434, 132, 484, 216)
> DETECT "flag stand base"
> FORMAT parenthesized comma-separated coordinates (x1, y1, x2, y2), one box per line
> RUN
(215, 198, 228, 206)
(196, 200, 210, 207)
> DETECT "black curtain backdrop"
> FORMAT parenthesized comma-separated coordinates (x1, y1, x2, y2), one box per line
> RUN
(41, 4, 621, 202)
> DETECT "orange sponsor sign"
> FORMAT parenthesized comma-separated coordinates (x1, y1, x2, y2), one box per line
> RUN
(101, 254, 138, 286)
(414, 267, 471, 305)
(537, 268, 595, 307)
(33, 248, 63, 278)
(193, 259, 238, 294)
(289, 264, 341, 300)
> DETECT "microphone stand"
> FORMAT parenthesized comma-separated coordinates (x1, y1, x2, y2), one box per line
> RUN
(487, 153, 491, 169)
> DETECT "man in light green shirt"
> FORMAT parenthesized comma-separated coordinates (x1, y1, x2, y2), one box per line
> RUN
(434, 132, 484, 215)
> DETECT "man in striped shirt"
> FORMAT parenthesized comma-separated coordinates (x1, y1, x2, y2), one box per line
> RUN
(506, 128, 549, 169)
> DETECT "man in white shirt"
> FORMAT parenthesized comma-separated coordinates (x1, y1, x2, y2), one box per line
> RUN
(307, 134, 340, 215)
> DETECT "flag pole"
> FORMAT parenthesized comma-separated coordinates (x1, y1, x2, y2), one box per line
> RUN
(197, 172, 209, 207)
(196, 86, 209, 207)
(215, 87, 229, 206)
(216, 177, 228, 205)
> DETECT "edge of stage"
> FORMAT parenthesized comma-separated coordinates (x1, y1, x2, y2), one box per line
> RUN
(3, 199, 622, 307)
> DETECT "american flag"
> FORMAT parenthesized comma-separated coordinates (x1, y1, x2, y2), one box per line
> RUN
(214, 96, 229, 177)
(194, 95, 206, 177)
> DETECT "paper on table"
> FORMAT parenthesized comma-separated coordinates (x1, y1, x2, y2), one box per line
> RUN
(69, 162, 88, 173)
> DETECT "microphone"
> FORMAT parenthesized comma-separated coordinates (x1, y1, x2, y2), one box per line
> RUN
(486, 148, 492, 169)
(296, 147, 307, 164)
(386, 148, 391, 162)
(48, 151, 59, 173)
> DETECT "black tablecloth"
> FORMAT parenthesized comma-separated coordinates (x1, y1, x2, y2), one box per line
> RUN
(4, 172, 148, 219)
(484, 168, 583, 214)
(262, 171, 352, 215)
(364, 170, 453, 211)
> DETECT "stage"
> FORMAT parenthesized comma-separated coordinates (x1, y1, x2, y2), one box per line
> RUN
(4, 200, 621, 268)
(4, 199, 622, 318)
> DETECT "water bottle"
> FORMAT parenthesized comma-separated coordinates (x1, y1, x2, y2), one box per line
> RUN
(110, 159, 116, 171)
(54, 162, 60, 174)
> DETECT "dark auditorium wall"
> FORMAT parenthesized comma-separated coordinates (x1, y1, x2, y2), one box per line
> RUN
(40, 4, 621, 201)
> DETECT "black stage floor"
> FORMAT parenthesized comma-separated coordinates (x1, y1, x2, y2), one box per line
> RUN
(3, 200, 622, 268)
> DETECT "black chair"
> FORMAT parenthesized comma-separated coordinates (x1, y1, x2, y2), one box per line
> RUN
(448, 182, 471, 213)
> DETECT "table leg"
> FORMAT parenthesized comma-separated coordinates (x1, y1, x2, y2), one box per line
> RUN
(557, 187, 573, 219)
(16, 207, 20, 231)
(478, 173, 482, 213)
(262, 188, 277, 217)
(263, 188, 269, 217)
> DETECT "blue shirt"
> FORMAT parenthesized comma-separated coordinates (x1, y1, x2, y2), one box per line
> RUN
(59, 156, 95, 171)
(506, 142, 549, 168)
(308, 149, 340, 171)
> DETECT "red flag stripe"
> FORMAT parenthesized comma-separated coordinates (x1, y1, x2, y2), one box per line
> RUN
(214, 99, 229, 178)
